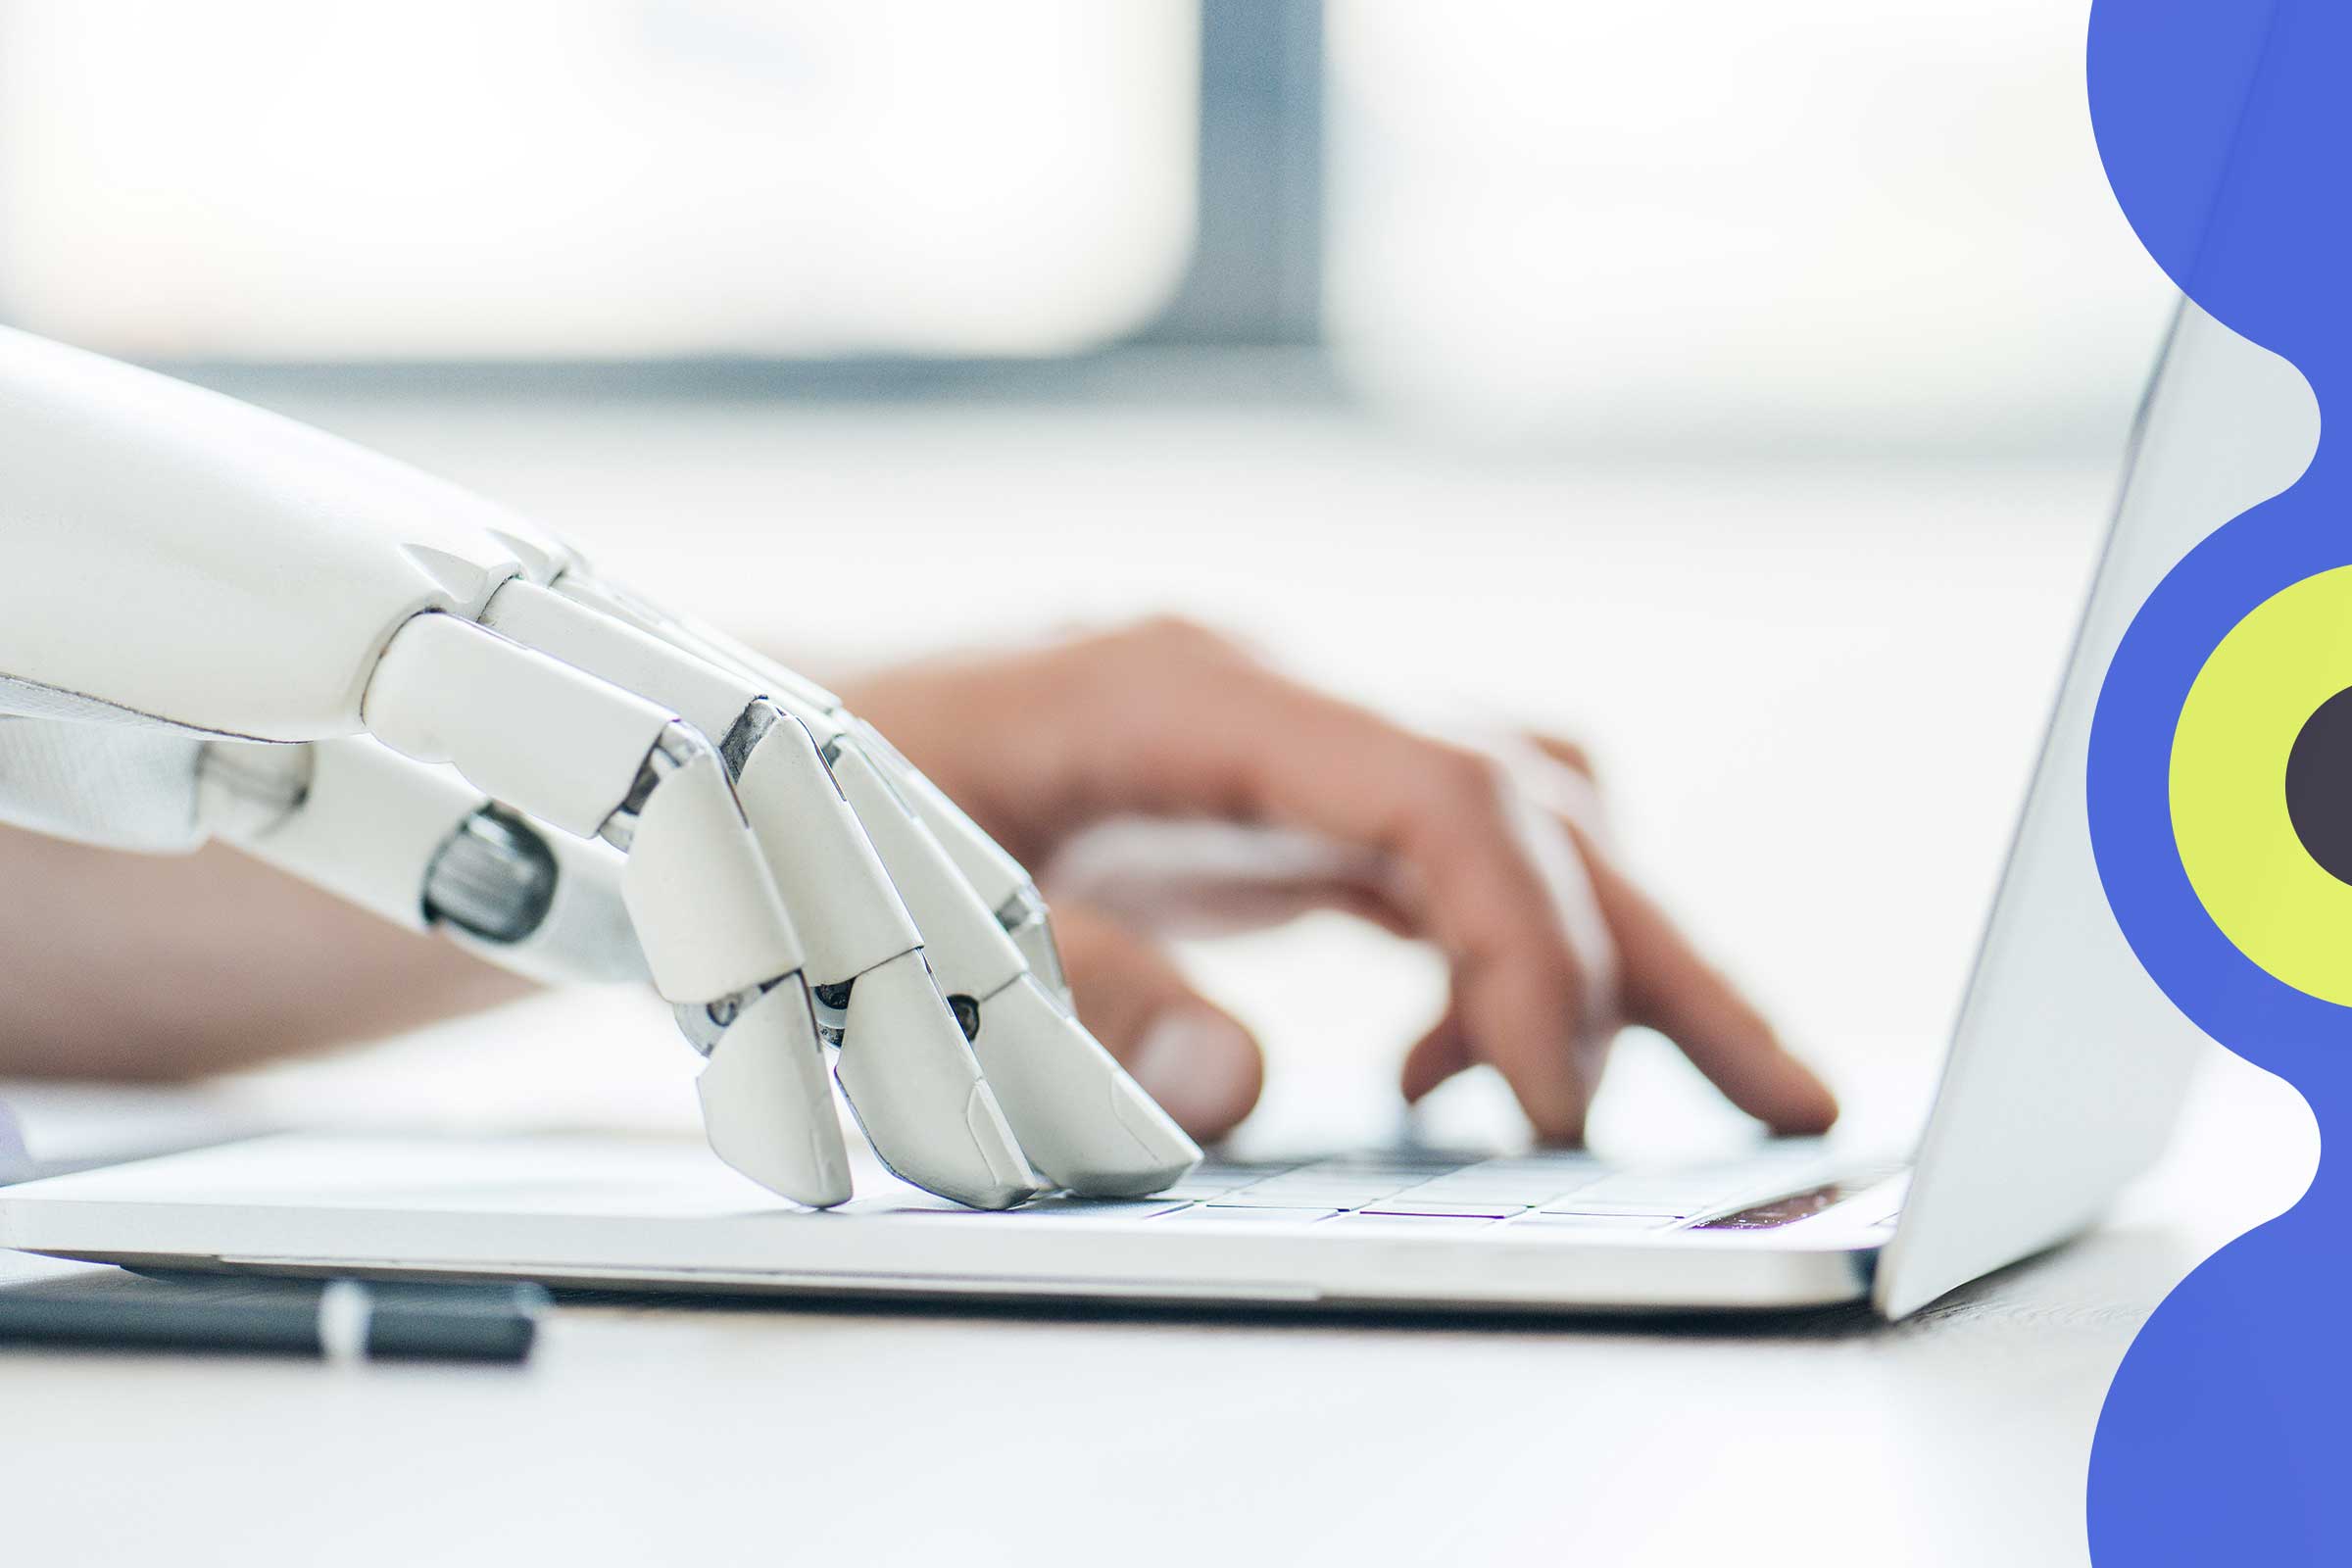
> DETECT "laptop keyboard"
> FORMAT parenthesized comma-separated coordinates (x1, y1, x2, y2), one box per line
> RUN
(891, 1145, 1906, 1235)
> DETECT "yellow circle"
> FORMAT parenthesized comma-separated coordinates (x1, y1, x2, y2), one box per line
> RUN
(2172, 564, 2352, 1004)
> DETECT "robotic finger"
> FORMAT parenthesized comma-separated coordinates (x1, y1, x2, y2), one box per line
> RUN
(544, 574, 1085, 1004)
(531, 573, 1200, 1195)
(818, 738, 1200, 1196)
(841, 716, 1076, 1002)
(478, 580, 1042, 1206)
(220, 735, 649, 989)
(151, 613, 851, 1205)
(353, 611, 876, 1205)
(373, 604, 1038, 1209)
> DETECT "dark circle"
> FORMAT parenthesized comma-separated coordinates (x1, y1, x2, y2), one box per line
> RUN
(2283, 686, 2352, 885)
(947, 995, 982, 1041)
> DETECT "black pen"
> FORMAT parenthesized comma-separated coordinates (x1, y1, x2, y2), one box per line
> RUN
(0, 1274, 548, 1362)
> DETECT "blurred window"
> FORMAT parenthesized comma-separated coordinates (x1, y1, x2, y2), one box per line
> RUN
(0, 0, 1199, 360)
(1324, 0, 2176, 450)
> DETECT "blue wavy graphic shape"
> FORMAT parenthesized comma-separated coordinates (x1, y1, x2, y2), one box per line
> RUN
(2086, 1, 2352, 1561)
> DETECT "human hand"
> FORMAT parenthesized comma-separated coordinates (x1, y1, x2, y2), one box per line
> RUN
(840, 618, 1838, 1144)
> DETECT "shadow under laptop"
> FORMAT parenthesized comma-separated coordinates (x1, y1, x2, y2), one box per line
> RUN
(546, 1283, 1891, 1343)
(545, 1221, 2187, 1346)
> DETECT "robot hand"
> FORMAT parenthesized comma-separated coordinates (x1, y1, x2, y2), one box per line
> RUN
(0, 326, 1200, 1209)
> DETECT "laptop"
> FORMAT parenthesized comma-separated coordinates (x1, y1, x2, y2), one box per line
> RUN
(0, 301, 2296, 1319)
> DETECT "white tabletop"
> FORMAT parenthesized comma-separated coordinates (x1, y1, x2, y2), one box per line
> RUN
(0, 1052, 2305, 1568)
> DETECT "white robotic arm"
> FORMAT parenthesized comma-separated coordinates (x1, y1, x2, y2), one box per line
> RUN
(0, 325, 1200, 1209)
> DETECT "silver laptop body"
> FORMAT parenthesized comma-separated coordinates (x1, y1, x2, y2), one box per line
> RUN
(0, 303, 2298, 1318)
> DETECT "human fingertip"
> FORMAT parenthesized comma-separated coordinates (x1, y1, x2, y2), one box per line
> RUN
(1129, 1007, 1263, 1141)
(1398, 1018, 1468, 1104)
(1768, 1068, 1840, 1136)
(1525, 1104, 1590, 1148)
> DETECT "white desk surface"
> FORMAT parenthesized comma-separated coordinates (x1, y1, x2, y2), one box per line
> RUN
(0, 387, 2311, 1565)
(0, 1055, 2305, 1568)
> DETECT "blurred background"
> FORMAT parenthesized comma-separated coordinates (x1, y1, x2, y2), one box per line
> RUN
(1, 0, 2167, 447)
(0, 1, 2186, 1158)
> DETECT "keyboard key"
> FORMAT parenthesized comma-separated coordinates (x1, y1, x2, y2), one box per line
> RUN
(1536, 1200, 1696, 1218)
(1223, 1175, 1401, 1203)
(1300, 1172, 1471, 1187)
(1550, 1176, 1784, 1213)
(1292, 1173, 1453, 1190)
(986, 1199, 1194, 1219)
(1152, 1205, 1342, 1225)
(1160, 1177, 1269, 1200)
(1244, 1175, 1416, 1191)
(1193, 1160, 1301, 1178)
(1507, 1212, 1683, 1233)
(1455, 1156, 1605, 1179)
(1299, 1150, 1494, 1172)
(1555, 1173, 1735, 1206)
(837, 1195, 971, 1215)
(1206, 1188, 1402, 1208)
(1386, 1176, 1586, 1203)
(1358, 1200, 1528, 1218)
